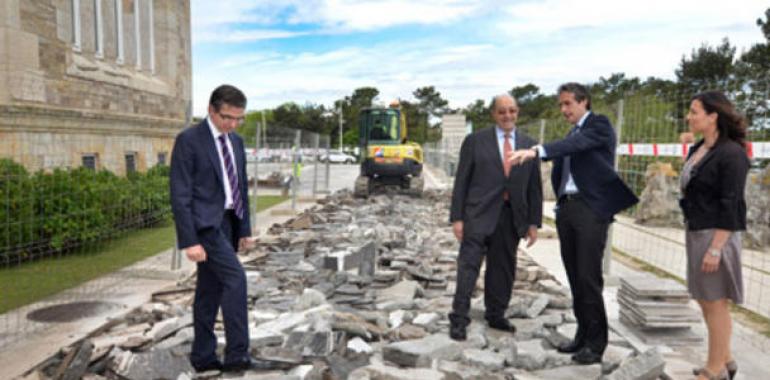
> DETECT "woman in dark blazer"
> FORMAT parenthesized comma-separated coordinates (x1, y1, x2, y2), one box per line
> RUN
(680, 91, 749, 380)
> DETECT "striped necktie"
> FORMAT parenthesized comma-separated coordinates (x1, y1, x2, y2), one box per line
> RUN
(218, 134, 244, 219)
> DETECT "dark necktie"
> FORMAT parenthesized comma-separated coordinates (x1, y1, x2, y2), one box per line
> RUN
(218, 134, 244, 219)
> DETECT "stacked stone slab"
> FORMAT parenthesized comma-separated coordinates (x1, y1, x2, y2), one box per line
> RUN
(26, 189, 665, 380)
(618, 276, 701, 343)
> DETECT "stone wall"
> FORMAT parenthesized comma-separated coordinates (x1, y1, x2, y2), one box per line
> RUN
(0, 0, 191, 174)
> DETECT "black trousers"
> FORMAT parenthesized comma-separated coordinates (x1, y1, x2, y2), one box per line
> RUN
(190, 210, 250, 368)
(556, 196, 610, 353)
(449, 203, 519, 326)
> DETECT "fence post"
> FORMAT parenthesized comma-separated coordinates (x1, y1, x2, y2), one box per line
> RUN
(604, 100, 624, 276)
(252, 122, 261, 232)
(291, 130, 301, 210)
(312, 133, 319, 195)
(325, 139, 331, 192)
(539, 119, 546, 144)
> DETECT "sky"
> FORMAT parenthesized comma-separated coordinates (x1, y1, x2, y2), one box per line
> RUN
(190, 0, 769, 117)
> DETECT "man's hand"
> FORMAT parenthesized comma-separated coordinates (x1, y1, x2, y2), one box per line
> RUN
(508, 148, 536, 166)
(185, 244, 207, 262)
(238, 237, 255, 252)
(526, 226, 538, 247)
(452, 221, 464, 242)
(701, 250, 721, 273)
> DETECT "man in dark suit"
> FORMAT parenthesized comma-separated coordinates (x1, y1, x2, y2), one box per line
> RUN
(509, 83, 638, 364)
(448, 94, 542, 341)
(170, 85, 253, 372)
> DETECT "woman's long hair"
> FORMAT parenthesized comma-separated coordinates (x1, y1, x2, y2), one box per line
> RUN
(691, 91, 747, 149)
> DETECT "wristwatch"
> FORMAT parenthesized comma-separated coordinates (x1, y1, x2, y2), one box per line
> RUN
(709, 247, 721, 257)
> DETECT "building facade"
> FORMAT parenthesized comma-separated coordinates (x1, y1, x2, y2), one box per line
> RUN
(0, 0, 191, 175)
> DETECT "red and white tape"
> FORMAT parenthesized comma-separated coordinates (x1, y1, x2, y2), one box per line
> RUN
(617, 142, 770, 159)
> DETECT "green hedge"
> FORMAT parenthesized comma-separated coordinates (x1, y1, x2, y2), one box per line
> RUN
(0, 159, 170, 263)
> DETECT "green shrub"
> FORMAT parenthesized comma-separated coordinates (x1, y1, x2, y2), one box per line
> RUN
(0, 161, 171, 263)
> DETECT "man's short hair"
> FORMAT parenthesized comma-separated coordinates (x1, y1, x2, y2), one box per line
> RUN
(558, 82, 591, 110)
(489, 94, 517, 113)
(209, 84, 247, 111)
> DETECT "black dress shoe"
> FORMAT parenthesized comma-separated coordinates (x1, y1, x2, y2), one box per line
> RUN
(572, 347, 602, 365)
(487, 318, 517, 333)
(193, 360, 223, 372)
(557, 340, 584, 353)
(223, 359, 258, 372)
(449, 324, 467, 341)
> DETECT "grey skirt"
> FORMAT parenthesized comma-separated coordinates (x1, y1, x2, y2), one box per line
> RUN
(685, 228, 744, 304)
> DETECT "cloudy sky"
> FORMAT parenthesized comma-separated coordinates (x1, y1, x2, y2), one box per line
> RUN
(190, 0, 768, 116)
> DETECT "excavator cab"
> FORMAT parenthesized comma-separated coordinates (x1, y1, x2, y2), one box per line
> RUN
(354, 103, 424, 197)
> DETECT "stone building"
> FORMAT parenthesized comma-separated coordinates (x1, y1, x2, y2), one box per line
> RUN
(0, 0, 191, 175)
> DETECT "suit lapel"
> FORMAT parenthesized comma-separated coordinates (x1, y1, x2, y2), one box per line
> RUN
(506, 129, 527, 181)
(482, 127, 504, 176)
(201, 120, 224, 186)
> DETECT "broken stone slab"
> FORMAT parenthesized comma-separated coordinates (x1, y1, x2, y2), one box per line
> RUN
(601, 344, 635, 375)
(602, 347, 665, 380)
(251, 304, 333, 339)
(294, 288, 328, 311)
(358, 241, 376, 278)
(382, 334, 465, 368)
(282, 331, 341, 358)
(347, 337, 373, 354)
(325, 353, 371, 379)
(145, 314, 193, 342)
(412, 312, 440, 326)
(349, 361, 446, 380)
(391, 324, 427, 340)
(525, 295, 550, 319)
(55, 340, 94, 380)
(436, 360, 484, 379)
(512, 339, 548, 371)
(111, 347, 194, 380)
(460, 348, 506, 371)
(531, 363, 602, 379)
(253, 346, 305, 368)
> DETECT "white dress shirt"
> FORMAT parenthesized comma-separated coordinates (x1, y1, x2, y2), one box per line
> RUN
(207, 116, 236, 209)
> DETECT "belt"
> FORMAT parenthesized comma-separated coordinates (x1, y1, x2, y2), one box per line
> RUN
(558, 193, 582, 203)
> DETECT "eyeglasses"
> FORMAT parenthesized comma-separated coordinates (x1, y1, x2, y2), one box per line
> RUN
(218, 112, 245, 124)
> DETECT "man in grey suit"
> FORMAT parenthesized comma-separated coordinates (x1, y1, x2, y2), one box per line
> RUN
(448, 94, 542, 340)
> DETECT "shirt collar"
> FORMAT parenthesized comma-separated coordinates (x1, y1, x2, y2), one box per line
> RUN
(207, 115, 226, 141)
(576, 111, 591, 128)
(495, 126, 515, 139)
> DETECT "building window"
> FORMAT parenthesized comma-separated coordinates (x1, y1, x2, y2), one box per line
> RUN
(157, 152, 167, 166)
(125, 152, 136, 174)
(94, 0, 103, 58)
(148, 0, 155, 73)
(114, 0, 124, 63)
(71, 0, 82, 51)
(82, 154, 97, 170)
(134, 0, 141, 70)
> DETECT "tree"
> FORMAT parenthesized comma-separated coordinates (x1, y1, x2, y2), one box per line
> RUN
(675, 38, 736, 91)
(412, 86, 449, 143)
(508, 83, 555, 126)
(463, 99, 490, 132)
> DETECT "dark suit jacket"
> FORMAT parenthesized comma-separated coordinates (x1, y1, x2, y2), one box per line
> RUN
(450, 126, 542, 238)
(170, 119, 252, 249)
(680, 138, 749, 231)
(542, 112, 638, 221)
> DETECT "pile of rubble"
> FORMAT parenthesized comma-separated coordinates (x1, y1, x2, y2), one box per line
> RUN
(26, 189, 665, 380)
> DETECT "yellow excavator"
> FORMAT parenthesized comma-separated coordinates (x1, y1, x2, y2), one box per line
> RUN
(354, 101, 424, 197)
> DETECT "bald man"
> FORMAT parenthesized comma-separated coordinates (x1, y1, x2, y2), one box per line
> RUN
(448, 94, 542, 340)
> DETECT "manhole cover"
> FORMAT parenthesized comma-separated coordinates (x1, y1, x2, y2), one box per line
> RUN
(27, 301, 117, 323)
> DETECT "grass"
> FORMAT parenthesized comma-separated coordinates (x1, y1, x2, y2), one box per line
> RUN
(0, 195, 287, 314)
